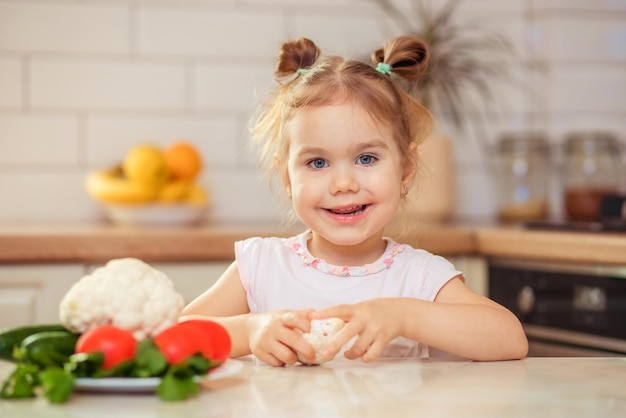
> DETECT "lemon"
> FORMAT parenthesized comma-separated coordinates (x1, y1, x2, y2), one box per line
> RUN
(123, 144, 169, 186)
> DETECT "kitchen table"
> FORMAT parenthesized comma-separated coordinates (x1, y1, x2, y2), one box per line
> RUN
(0, 356, 624, 417)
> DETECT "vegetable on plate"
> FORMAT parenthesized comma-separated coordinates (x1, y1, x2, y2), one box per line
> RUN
(179, 319, 232, 363)
(0, 323, 69, 361)
(74, 325, 137, 369)
(59, 258, 185, 340)
(18, 330, 79, 368)
(0, 257, 234, 404)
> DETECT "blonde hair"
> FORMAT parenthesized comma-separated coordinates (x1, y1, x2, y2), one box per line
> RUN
(251, 36, 433, 202)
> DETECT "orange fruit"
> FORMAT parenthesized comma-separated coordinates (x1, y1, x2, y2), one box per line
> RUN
(163, 142, 203, 181)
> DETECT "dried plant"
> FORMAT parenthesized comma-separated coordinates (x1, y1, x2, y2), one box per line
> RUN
(372, 0, 517, 142)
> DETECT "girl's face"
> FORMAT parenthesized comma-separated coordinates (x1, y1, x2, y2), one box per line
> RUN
(285, 102, 415, 257)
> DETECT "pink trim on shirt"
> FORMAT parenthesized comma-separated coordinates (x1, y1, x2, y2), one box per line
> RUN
(288, 233, 406, 277)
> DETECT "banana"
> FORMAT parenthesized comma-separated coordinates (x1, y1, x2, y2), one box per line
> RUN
(85, 166, 158, 204)
(185, 183, 208, 205)
(157, 180, 193, 202)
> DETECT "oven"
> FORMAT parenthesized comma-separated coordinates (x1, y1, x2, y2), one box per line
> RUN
(488, 258, 626, 357)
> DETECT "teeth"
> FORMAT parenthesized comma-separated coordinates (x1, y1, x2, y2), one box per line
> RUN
(329, 205, 366, 215)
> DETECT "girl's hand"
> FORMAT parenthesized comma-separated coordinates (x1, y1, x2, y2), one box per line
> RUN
(312, 299, 406, 362)
(245, 309, 316, 366)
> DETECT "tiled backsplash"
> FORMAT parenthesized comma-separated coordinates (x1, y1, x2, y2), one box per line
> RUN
(0, 0, 624, 223)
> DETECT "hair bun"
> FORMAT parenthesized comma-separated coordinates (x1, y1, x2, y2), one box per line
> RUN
(371, 36, 429, 81)
(275, 37, 321, 79)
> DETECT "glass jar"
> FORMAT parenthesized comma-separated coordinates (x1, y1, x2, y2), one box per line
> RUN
(494, 132, 551, 222)
(562, 131, 621, 222)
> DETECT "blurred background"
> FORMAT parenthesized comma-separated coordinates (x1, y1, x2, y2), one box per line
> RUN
(0, 0, 624, 225)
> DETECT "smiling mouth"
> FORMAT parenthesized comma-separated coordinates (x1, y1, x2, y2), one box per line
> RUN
(326, 205, 368, 215)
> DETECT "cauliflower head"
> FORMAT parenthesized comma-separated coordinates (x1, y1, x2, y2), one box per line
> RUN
(59, 257, 185, 340)
(297, 318, 345, 365)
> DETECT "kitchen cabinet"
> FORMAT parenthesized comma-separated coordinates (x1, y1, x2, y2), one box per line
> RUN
(0, 261, 231, 329)
(448, 256, 488, 296)
(0, 264, 85, 328)
(151, 261, 231, 303)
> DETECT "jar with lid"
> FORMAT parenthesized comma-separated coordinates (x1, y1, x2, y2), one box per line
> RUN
(493, 131, 551, 222)
(562, 131, 621, 222)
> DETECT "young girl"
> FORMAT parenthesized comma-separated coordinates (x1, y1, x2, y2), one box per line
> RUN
(181, 36, 528, 366)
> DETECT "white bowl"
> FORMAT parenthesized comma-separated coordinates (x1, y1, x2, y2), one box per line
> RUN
(102, 204, 207, 226)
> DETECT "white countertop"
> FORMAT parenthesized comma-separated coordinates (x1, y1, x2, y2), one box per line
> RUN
(1, 356, 625, 417)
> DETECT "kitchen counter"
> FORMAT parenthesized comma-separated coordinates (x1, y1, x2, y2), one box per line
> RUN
(474, 226, 626, 265)
(1, 221, 625, 265)
(0, 222, 295, 263)
(0, 356, 624, 417)
(0, 221, 476, 263)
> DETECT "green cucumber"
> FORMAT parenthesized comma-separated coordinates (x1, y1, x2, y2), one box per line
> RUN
(19, 331, 80, 367)
(0, 323, 69, 362)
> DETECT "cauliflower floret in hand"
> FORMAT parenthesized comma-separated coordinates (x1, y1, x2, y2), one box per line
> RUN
(59, 258, 185, 340)
(297, 318, 345, 365)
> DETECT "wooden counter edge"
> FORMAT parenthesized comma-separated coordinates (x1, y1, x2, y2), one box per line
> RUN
(0, 223, 476, 264)
(1, 223, 625, 265)
(0, 224, 300, 263)
(474, 226, 626, 265)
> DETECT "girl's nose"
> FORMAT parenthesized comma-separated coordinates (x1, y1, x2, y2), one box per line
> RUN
(329, 169, 360, 194)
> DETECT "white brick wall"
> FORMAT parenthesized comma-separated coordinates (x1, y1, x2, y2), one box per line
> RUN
(0, 0, 624, 223)
(31, 59, 186, 109)
(0, 114, 79, 164)
(137, 8, 286, 57)
(0, 3, 129, 54)
(0, 58, 21, 107)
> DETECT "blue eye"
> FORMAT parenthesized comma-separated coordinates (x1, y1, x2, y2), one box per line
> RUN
(308, 159, 328, 169)
(357, 154, 376, 165)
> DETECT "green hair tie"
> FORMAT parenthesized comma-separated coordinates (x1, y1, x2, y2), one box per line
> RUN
(296, 68, 307, 75)
(376, 62, 392, 75)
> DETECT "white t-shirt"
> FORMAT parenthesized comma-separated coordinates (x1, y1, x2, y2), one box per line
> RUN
(235, 230, 462, 358)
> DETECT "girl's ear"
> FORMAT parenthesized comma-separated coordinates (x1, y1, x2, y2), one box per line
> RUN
(401, 142, 418, 190)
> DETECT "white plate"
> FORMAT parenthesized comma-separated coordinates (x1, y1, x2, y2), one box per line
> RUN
(102, 203, 207, 226)
(74, 359, 243, 393)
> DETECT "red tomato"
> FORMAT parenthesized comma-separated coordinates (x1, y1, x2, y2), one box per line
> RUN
(153, 322, 213, 364)
(75, 325, 137, 369)
(179, 319, 232, 362)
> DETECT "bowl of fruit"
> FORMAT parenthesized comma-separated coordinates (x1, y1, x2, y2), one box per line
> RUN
(85, 141, 209, 226)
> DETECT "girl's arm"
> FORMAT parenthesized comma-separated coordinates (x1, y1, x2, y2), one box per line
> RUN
(314, 276, 528, 362)
(411, 276, 528, 360)
(179, 261, 316, 365)
(179, 262, 253, 358)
